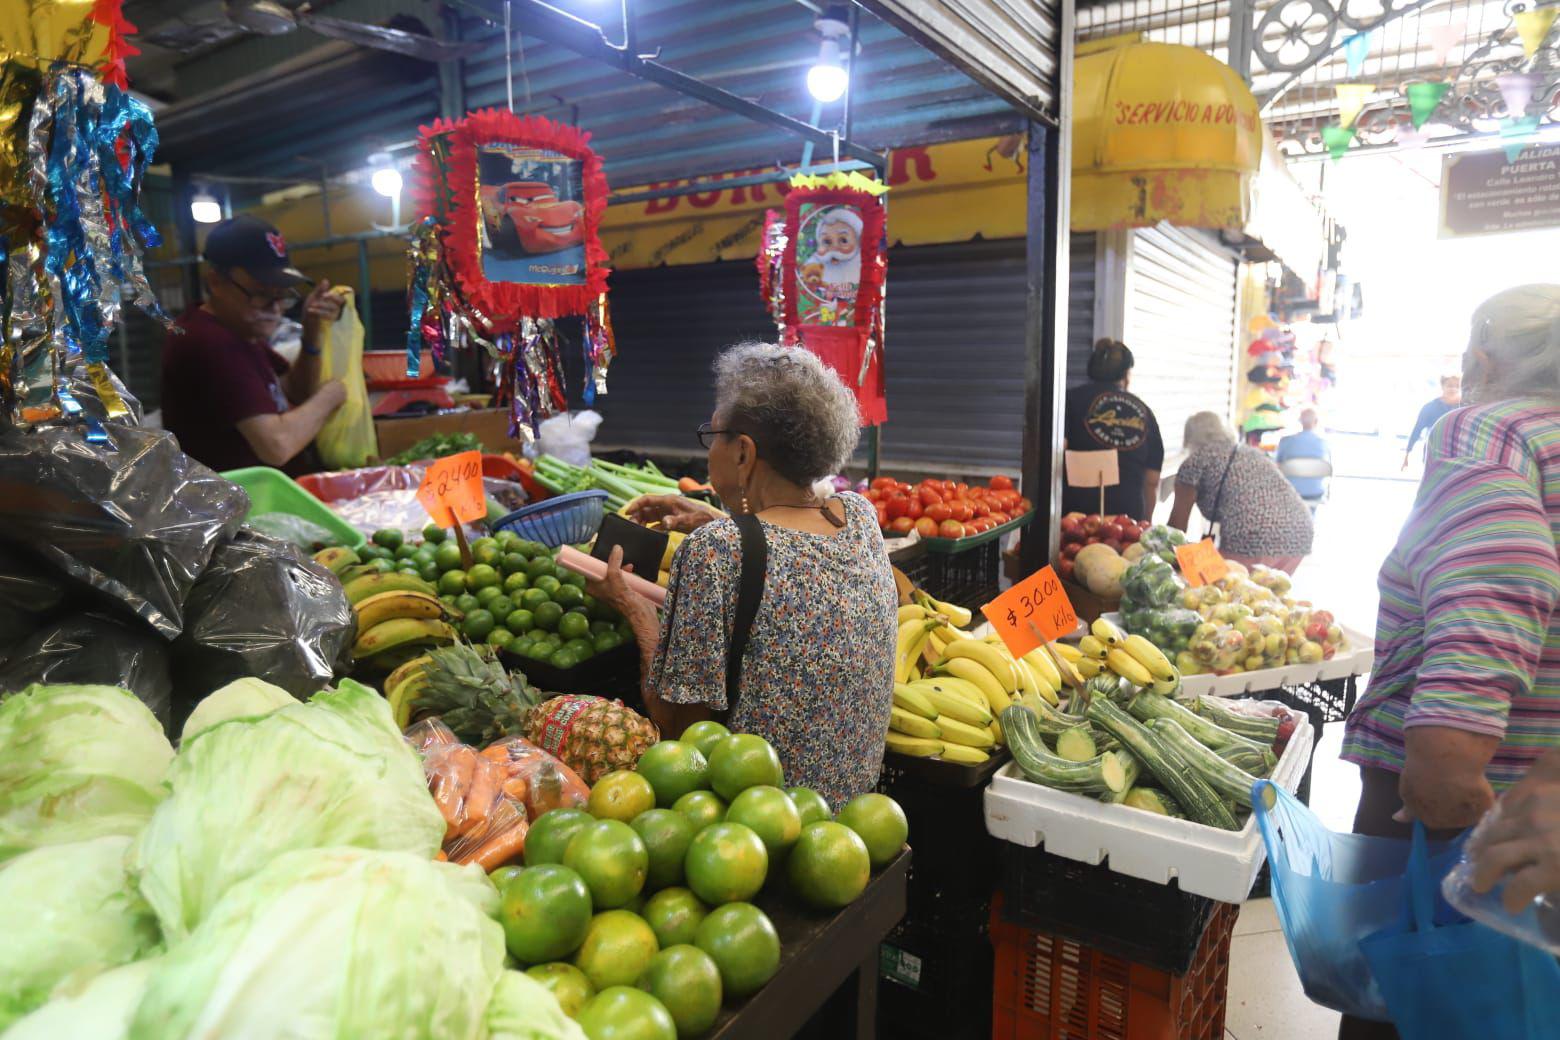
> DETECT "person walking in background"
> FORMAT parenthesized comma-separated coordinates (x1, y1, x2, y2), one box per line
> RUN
(1062, 339, 1165, 521)
(1402, 374, 1462, 470)
(1276, 408, 1331, 504)
(1167, 412, 1314, 574)
(1339, 285, 1560, 1040)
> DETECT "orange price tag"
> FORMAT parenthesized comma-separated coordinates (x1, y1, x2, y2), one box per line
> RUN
(981, 565, 1079, 659)
(1175, 539, 1230, 587)
(417, 451, 486, 529)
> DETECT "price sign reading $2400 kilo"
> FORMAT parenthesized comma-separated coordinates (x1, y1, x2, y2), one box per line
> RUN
(416, 450, 486, 529)
(981, 565, 1078, 659)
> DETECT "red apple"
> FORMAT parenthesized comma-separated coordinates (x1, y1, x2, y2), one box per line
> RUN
(1082, 515, 1105, 537)
(1060, 542, 1082, 561)
(1059, 513, 1084, 540)
(1103, 538, 1124, 553)
(1056, 557, 1075, 580)
(1119, 525, 1141, 544)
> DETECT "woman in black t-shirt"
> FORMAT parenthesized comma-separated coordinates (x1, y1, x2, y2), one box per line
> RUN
(1062, 339, 1165, 521)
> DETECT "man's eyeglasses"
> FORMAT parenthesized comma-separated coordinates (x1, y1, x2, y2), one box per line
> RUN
(217, 269, 300, 310)
(695, 422, 732, 449)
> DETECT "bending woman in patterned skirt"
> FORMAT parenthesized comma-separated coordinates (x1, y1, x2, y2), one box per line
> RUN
(589, 342, 897, 808)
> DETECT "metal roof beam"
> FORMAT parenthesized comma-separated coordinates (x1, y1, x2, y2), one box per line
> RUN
(496, 0, 887, 170)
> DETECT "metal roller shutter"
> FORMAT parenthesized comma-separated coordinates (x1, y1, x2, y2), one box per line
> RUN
(1066, 232, 1098, 385)
(594, 239, 1028, 475)
(1123, 225, 1238, 457)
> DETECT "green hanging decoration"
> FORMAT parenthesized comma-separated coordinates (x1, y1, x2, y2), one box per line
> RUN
(1321, 124, 1357, 160)
(1500, 115, 1541, 162)
(1405, 81, 1451, 130)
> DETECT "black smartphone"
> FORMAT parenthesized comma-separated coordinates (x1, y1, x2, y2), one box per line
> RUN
(591, 513, 669, 580)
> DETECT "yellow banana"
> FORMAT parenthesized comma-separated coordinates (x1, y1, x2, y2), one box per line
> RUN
(886, 732, 944, 758)
(897, 603, 929, 625)
(892, 683, 939, 720)
(939, 640, 1020, 694)
(889, 707, 942, 740)
(353, 617, 458, 658)
(1106, 647, 1154, 687)
(926, 629, 949, 659)
(936, 743, 989, 764)
(893, 618, 939, 685)
(1123, 634, 1176, 682)
(1076, 657, 1103, 678)
(1151, 667, 1183, 697)
(906, 679, 993, 726)
(934, 658, 1012, 718)
(1051, 641, 1084, 664)
(1024, 645, 1064, 691)
(936, 623, 973, 642)
(383, 654, 433, 699)
(906, 661, 923, 682)
(354, 590, 446, 632)
(913, 675, 987, 708)
(342, 571, 438, 606)
(989, 718, 1005, 745)
(1078, 634, 1110, 661)
(1091, 616, 1126, 648)
(313, 546, 361, 576)
(915, 590, 973, 628)
(387, 673, 429, 729)
(1014, 658, 1060, 706)
(937, 716, 996, 748)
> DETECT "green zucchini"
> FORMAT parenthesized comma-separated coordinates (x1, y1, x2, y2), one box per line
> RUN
(1128, 692, 1276, 769)
(1214, 742, 1275, 778)
(1019, 693, 1089, 737)
(1193, 696, 1281, 744)
(1123, 787, 1184, 818)
(1002, 706, 1129, 794)
(1055, 726, 1098, 762)
(1147, 717, 1263, 805)
(1104, 752, 1143, 803)
(1083, 698, 1240, 830)
(1092, 729, 1122, 754)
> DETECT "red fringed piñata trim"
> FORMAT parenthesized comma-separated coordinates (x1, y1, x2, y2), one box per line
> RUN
(89, 0, 140, 90)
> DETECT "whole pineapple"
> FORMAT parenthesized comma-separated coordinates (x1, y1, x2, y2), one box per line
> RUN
(523, 694, 658, 784)
(412, 644, 542, 745)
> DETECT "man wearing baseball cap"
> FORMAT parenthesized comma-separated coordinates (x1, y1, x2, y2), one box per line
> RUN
(161, 215, 347, 473)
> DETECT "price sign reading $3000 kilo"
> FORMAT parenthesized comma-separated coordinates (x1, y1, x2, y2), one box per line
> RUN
(981, 565, 1078, 659)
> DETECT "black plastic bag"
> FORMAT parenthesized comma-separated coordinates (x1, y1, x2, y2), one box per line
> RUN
(0, 544, 73, 645)
(0, 422, 247, 637)
(0, 612, 173, 731)
(171, 530, 355, 705)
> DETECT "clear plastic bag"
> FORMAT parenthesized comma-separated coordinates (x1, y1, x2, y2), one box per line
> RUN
(1119, 554, 1184, 610)
(303, 465, 526, 537)
(314, 289, 378, 470)
(1442, 795, 1560, 954)
(534, 410, 602, 468)
(406, 717, 458, 753)
(423, 742, 530, 870)
(480, 736, 590, 822)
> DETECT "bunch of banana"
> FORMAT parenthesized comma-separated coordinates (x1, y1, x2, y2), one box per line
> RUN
(345, 573, 462, 662)
(911, 589, 973, 628)
(384, 654, 434, 728)
(313, 546, 361, 576)
(887, 676, 998, 765)
(1064, 617, 1179, 692)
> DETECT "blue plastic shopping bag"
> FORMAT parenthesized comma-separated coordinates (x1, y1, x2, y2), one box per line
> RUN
(1251, 781, 1462, 1020)
(1359, 820, 1560, 1040)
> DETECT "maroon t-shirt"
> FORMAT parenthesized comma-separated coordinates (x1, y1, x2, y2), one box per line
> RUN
(161, 307, 298, 474)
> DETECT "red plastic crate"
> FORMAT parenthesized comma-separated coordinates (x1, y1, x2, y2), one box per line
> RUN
(990, 894, 1237, 1040)
(363, 350, 436, 386)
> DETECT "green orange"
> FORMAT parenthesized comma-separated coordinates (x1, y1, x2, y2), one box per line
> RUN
(679, 720, 730, 760)
(635, 741, 710, 808)
(694, 902, 780, 999)
(671, 790, 726, 831)
(498, 864, 593, 963)
(787, 821, 870, 909)
(835, 792, 908, 869)
(724, 785, 802, 862)
(588, 770, 657, 823)
(637, 945, 722, 1037)
(564, 819, 649, 909)
(577, 986, 676, 1040)
(525, 962, 594, 1019)
(707, 733, 784, 801)
(684, 822, 768, 905)
(525, 807, 594, 866)
(572, 911, 661, 992)
(630, 809, 696, 891)
(787, 787, 832, 826)
(642, 887, 708, 949)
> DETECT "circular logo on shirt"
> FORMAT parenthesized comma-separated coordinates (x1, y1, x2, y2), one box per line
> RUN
(1085, 390, 1149, 451)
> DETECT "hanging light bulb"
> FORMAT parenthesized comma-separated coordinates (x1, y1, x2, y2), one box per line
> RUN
(368, 152, 402, 198)
(190, 190, 222, 224)
(807, 6, 851, 104)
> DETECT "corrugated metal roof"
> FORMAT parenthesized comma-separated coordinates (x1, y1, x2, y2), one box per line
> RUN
(457, 0, 1024, 187)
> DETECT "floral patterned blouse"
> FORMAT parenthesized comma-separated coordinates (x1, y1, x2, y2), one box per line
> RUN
(1176, 443, 1315, 558)
(648, 492, 898, 808)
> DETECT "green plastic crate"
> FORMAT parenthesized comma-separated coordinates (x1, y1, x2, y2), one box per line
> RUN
(220, 466, 367, 550)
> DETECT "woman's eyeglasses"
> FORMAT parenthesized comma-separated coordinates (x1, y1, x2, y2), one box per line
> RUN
(695, 422, 732, 449)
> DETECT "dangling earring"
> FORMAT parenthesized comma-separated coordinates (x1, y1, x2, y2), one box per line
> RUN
(741, 488, 752, 515)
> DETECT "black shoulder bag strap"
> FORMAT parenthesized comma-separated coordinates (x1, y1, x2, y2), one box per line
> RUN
(1204, 445, 1240, 544)
(725, 513, 769, 714)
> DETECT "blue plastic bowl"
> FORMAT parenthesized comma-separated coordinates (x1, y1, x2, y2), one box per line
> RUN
(494, 490, 609, 548)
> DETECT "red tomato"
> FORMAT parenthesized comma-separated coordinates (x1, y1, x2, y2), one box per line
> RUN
(937, 519, 965, 539)
(875, 506, 889, 528)
(940, 480, 958, 497)
(864, 488, 881, 502)
(917, 486, 943, 506)
(905, 498, 924, 521)
(925, 503, 953, 523)
(955, 482, 970, 497)
(989, 511, 1010, 525)
(989, 474, 1014, 491)
(889, 516, 915, 535)
(950, 501, 974, 523)
(1017, 497, 1033, 514)
(870, 477, 896, 492)
(914, 517, 939, 538)
(896, 483, 914, 496)
(885, 495, 912, 521)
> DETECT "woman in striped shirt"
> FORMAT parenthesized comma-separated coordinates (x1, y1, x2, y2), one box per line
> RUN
(1339, 285, 1560, 1039)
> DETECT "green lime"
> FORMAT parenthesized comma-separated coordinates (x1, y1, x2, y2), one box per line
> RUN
(559, 611, 592, 641)
(476, 585, 504, 606)
(593, 631, 623, 653)
(535, 575, 562, 596)
(502, 552, 529, 575)
(617, 621, 634, 639)
(550, 650, 580, 670)
(456, 593, 481, 614)
(371, 529, 404, 550)
(521, 540, 550, 558)
(418, 561, 440, 583)
(487, 628, 514, 651)
(467, 564, 501, 590)
(503, 571, 530, 594)
(474, 542, 503, 568)
(413, 546, 436, 565)
(438, 569, 467, 596)
(521, 587, 551, 611)
(563, 638, 595, 660)
(496, 530, 522, 550)
(554, 584, 586, 609)
(394, 543, 421, 561)
(472, 535, 498, 555)
(463, 610, 496, 641)
(422, 524, 447, 544)
(440, 594, 458, 608)
(527, 643, 556, 664)
(534, 601, 565, 631)
(359, 544, 392, 561)
(525, 557, 555, 580)
(525, 629, 551, 644)
(434, 542, 464, 571)
(371, 558, 396, 573)
(590, 620, 614, 636)
(505, 608, 535, 635)
(487, 596, 515, 623)
(561, 570, 588, 590)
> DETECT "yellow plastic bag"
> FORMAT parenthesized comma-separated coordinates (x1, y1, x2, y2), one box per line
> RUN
(315, 288, 378, 470)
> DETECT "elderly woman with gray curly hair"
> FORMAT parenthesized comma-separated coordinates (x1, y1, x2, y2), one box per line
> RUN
(590, 342, 897, 807)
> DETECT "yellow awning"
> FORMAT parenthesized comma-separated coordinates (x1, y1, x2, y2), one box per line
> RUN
(1072, 42, 1262, 231)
